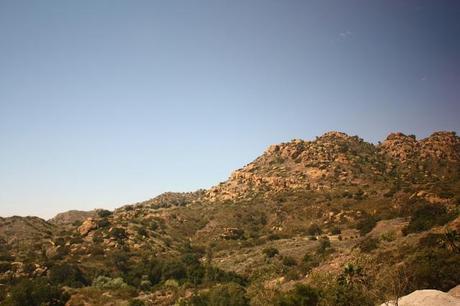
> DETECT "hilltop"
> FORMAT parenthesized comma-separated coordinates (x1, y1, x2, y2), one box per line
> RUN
(0, 131, 459, 305)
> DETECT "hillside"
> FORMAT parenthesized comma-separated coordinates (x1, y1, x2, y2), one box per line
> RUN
(0, 131, 459, 306)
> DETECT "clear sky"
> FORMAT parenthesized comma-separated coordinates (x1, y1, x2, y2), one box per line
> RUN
(1, 1, 459, 219)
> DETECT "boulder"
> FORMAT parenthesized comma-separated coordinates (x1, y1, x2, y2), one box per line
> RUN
(78, 218, 98, 236)
(381, 289, 460, 306)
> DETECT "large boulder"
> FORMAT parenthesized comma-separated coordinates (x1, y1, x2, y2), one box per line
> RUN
(381, 289, 460, 306)
(78, 218, 98, 236)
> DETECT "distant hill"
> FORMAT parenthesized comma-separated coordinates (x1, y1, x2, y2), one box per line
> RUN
(49, 210, 99, 227)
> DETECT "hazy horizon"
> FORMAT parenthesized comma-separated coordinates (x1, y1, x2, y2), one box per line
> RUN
(1, 1, 459, 219)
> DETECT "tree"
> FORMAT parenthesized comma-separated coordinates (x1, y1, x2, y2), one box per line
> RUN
(3, 278, 69, 306)
(48, 263, 88, 287)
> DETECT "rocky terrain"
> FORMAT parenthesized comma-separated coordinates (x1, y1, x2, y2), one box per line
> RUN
(0, 131, 459, 305)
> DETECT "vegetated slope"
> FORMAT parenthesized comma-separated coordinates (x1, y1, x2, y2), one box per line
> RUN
(0, 131, 459, 306)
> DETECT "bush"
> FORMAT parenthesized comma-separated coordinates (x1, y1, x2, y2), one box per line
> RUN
(316, 238, 332, 255)
(137, 227, 148, 237)
(3, 278, 69, 306)
(356, 215, 378, 236)
(208, 283, 249, 306)
(97, 218, 111, 228)
(275, 284, 320, 306)
(403, 204, 454, 235)
(162, 260, 187, 281)
(97, 210, 113, 218)
(331, 227, 341, 235)
(282, 256, 297, 267)
(205, 266, 247, 286)
(129, 300, 145, 306)
(93, 276, 129, 289)
(262, 247, 279, 258)
(357, 237, 379, 253)
(307, 224, 323, 236)
(409, 248, 460, 291)
(111, 228, 128, 241)
(0, 261, 12, 273)
(48, 263, 88, 287)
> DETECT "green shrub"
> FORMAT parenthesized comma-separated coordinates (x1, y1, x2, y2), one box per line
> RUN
(356, 215, 378, 236)
(282, 256, 297, 267)
(137, 227, 148, 237)
(262, 247, 279, 258)
(97, 210, 113, 218)
(0, 261, 12, 273)
(403, 204, 454, 235)
(307, 224, 322, 236)
(316, 238, 332, 255)
(3, 278, 69, 306)
(409, 248, 460, 291)
(162, 260, 187, 281)
(380, 231, 396, 242)
(208, 283, 249, 306)
(93, 276, 129, 289)
(275, 284, 320, 306)
(331, 227, 341, 235)
(357, 237, 379, 253)
(129, 300, 145, 306)
(111, 227, 128, 241)
(48, 263, 88, 287)
(97, 218, 111, 228)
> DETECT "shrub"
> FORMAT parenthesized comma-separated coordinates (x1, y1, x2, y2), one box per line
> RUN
(356, 215, 378, 236)
(308, 224, 322, 236)
(357, 237, 379, 253)
(111, 227, 128, 241)
(409, 248, 460, 291)
(403, 204, 454, 235)
(129, 300, 145, 306)
(97, 210, 113, 218)
(150, 221, 159, 231)
(72, 220, 83, 227)
(275, 284, 320, 306)
(331, 227, 341, 235)
(3, 278, 69, 306)
(262, 247, 279, 258)
(48, 263, 88, 287)
(137, 227, 148, 237)
(0, 261, 12, 273)
(162, 260, 187, 281)
(97, 218, 111, 228)
(316, 238, 332, 255)
(205, 266, 247, 286)
(380, 231, 396, 242)
(282, 256, 297, 267)
(93, 276, 129, 289)
(207, 283, 249, 306)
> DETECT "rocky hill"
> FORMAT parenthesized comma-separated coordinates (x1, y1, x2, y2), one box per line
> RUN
(0, 131, 459, 306)
(206, 131, 460, 202)
(49, 210, 99, 227)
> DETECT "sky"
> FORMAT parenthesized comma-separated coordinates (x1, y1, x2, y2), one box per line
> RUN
(1, 1, 459, 219)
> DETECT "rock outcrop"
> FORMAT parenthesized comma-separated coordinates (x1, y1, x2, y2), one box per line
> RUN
(381, 288, 460, 306)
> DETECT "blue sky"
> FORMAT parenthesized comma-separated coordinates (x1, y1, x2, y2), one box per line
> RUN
(1, 1, 459, 218)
